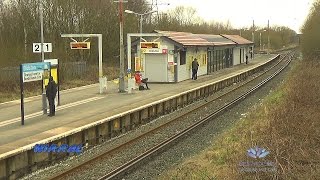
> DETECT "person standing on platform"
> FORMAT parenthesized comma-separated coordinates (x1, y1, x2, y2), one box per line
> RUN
(46, 76, 57, 116)
(192, 58, 199, 80)
(246, 54, 249, 64)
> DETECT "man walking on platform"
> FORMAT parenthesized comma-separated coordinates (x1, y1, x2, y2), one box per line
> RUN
(46, 76, 57, 116)
(192, 58, 199, 80)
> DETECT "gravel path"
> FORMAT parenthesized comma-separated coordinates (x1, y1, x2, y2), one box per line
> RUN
(18, 57, 288, 180)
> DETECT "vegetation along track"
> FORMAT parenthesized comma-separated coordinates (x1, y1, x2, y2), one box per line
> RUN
(48, 51, 295, 180)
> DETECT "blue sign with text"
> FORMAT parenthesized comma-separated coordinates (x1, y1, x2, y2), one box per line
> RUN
(22, 62, 50, 72)
(21, 62, 50, 82)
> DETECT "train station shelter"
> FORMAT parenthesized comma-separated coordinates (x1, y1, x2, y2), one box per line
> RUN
(130, 30, 253, 83)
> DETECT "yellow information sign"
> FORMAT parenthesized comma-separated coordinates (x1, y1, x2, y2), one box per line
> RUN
(43, 59, 58, 87)
(135, 57, 144, 71)
(44, 68, 58, 87)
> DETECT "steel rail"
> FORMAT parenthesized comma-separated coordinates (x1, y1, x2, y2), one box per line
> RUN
(48, 51, 293, 180)
(99, 51, 295, 180)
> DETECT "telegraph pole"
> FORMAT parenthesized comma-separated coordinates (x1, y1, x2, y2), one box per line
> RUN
(40, 0, 47, 114)
(114, 0, 127, 93)
(259, 32, 262, 51)
(119, 0, 125, 92)
(252, 20, 255, 45)
(267, 20, 270, 55)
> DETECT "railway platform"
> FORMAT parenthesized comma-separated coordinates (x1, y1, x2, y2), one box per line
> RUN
(0, 54, 276, 154)
(0, 54, 278, 179)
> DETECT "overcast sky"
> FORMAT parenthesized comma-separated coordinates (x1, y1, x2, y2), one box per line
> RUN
(155, 0, 314, 33)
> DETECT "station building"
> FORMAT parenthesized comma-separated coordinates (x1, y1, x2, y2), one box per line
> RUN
(130, 30, 253, 83)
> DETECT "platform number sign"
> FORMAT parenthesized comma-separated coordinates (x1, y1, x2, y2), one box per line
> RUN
(33, 43, 52, 53)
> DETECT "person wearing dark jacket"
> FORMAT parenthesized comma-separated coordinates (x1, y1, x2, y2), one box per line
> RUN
(191, 58, 199, 80)
(246, 54, 249, 64)
(46, 76, 57, 116)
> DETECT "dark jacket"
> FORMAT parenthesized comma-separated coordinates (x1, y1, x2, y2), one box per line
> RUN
(46, 79, 57, 99)
(192, 60, 199, 70)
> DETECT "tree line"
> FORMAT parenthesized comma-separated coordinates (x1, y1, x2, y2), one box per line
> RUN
(0, 0, 297, 68)
(301, 0, 320, 59)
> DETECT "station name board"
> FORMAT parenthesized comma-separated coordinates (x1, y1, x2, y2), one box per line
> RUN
(21, 62, 50, 83)
(70, 42, 91, 49)
(140, 42, 160, 49)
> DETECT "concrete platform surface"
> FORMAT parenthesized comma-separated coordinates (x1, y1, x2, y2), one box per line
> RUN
(0, 54, 276, 154)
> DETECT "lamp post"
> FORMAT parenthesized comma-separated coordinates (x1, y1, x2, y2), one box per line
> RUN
(259, 30, 267, 51)
(259, 32, 261, 51)
(125, 10, 157, 35)
(267, 19, 270, 54)
(124, 9, 156, 80)
(39, 0, 47, 114)
(252, 20, 255, 47)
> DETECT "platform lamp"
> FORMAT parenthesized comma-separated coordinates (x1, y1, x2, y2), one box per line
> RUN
(124, 10, 157, 35)
(259, 29, 267, 51)
(124, 9, 157, 79)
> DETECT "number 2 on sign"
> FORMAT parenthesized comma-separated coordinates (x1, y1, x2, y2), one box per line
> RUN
(35, 44, 40, 52)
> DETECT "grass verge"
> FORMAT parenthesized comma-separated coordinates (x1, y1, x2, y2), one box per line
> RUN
(159, 56, 320, 179)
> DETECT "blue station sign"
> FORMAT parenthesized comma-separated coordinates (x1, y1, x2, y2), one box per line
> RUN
(21, 62, 50, 82)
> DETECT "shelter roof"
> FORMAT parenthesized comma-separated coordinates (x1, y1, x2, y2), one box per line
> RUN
(155, 30, 213, 46)
(154, 30, 240, 47)
(193, 34, 235, 46)
(220, 34, 254, 45)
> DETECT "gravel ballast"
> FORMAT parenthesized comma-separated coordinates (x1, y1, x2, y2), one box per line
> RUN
(19, 56, 291, 180)
(121, 57, 295, 180)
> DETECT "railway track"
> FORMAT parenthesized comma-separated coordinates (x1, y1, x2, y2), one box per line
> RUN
(48, 51, 295, 180)
(99, 51, 295, 180)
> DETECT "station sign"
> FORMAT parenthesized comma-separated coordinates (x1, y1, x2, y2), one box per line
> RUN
(141, 48, 162, 53)
(70, 42, 91, 49)
(162, 49, 168, 54)
(21, 62, 50, 82)
(140, 42, 160, 49)
(44, 59, 58, 66)
(141, 48, 168, 54)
